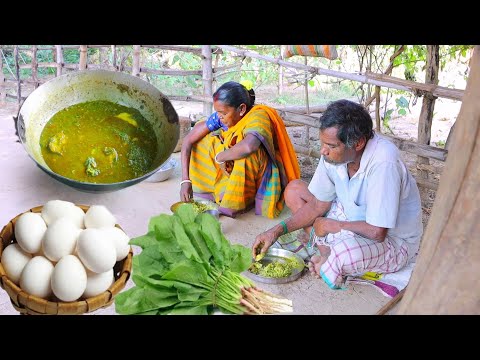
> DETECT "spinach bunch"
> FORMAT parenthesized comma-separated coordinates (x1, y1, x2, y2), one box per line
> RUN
(114, 204, 292, 315)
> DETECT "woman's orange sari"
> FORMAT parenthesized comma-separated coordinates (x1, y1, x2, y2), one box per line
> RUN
(189, 105, 300, 218)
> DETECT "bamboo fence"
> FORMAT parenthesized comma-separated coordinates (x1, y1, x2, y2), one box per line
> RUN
(0, 44, 457, 191)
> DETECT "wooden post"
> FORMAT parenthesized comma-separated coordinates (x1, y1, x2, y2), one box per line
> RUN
(304, 57, 310, 147)
(396, 46, 480, 314)
(31, 46, 38, 89)
(79, 45, 88, 70)
(279, 45, 284, 96)
(112, 45, 117, 70)
(416, 45, 439, 202)
(14, 46, 21, 104)
(55, 45, 63, 76)
(202, 45, 213, 116)
(0, 49, 5, 104)
(132, 45, 141, 77)
(375, 86, 381, 132)
(99, 46, 107, 67)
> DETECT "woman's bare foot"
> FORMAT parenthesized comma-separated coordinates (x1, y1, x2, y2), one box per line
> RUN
(308, 255, 328, 279)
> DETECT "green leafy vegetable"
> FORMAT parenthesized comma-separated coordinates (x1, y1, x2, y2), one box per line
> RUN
(249, 257, 302, 278)
(115, 203, 293, 315)
(84, 156, 100, 176)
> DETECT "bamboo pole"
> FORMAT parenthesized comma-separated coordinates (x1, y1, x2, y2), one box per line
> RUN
(19, 62, 58, 69)
(304, 57, 310, 148)
(112, 45, 117, 70)
(79, 45, 87, 70)
(140, 45, 223, 55)
(216, 45, 464, 101)
(14, 46, 21, 104)
(365, 45, 405, 108)
(31, 46, 39, 89)
(132, 45, 140, 76)
(0, 51, 5, 103)
(279, 45, 284, 96)
(55, 45, 63, 76)
(202, 45, 213, 116)
(99, 46, 106, 67)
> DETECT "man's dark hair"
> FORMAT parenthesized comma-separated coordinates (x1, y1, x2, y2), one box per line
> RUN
(320, 99, 374, 148)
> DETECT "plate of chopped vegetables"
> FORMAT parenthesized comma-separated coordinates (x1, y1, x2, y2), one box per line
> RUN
(247, 248, 306, 284)
(170, 199, 220, 218)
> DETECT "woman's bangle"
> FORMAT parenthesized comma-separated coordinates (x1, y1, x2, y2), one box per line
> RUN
(180, 179, 192, 185)
(280, 220, 288, 235)
(214, 152, 225, 165)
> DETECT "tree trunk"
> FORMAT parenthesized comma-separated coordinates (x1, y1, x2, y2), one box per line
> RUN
(417, 45, 440, 202)
(202, 45, 213, 116)
(396, 46, 480, 314)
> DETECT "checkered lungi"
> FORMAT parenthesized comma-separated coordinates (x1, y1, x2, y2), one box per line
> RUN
(312, 200, 410, 289)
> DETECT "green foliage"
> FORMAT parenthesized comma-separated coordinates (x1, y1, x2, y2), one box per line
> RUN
(116, 204, 292, 315)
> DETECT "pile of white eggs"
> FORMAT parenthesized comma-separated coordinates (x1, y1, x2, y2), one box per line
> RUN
(1, 200, 130, 302)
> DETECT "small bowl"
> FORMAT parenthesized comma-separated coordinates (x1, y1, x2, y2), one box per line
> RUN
(170, 199, 220, 219)
(145, 157, 177, 182)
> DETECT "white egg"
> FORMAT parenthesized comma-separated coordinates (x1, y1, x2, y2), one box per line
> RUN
(14, 212, 47, 254)
(51, 255, 87, 302)
(84, 205, 116, 229)
(83, 268, 114, 298)
(100, 227, 130, 261)
(41, 199, 75, 225)
(77, 228, 117, 273)
(1, 243, 32, 284)
(19, 256, 54, 299)
(42, 217, 80, 262)
(63, 205, 86, 229)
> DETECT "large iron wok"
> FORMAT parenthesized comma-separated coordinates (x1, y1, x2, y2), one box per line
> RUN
(16, 70, 179, 192)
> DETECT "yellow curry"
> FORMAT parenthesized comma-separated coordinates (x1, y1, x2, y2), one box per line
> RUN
(40, 100, 158, 183)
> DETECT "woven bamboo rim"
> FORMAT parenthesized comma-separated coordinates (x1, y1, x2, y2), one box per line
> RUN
(0, 204, 133, 315)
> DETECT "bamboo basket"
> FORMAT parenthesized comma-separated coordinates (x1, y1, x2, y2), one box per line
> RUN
(0, 205, 133, 315)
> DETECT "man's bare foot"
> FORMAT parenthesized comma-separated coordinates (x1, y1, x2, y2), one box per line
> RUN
(296, 231, 309, 245)
(308, 254, 328, 279)
(317, 244, 331, 257)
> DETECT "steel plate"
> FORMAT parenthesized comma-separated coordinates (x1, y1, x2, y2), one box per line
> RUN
(246, 248, 306, 284)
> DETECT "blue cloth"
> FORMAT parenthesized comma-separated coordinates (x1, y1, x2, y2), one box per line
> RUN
(205, 112, 228, 131)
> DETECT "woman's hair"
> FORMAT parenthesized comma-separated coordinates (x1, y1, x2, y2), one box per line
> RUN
(320, 99, 374, 148)
(213, 81, 256, 110)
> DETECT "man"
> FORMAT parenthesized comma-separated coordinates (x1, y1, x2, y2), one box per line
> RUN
(252, 99, 423, 289)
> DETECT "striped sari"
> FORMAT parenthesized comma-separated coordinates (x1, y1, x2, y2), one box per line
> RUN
(189, 105, 300, 218)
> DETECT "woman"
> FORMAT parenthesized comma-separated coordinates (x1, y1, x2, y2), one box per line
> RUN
(180, 81, 300, 218)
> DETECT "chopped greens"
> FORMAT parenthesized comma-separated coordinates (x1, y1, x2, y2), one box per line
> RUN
(84, 156, 100, 176)
(249, 257, 302, 278)
(190, 200, 217, 215)
(114, 204, 293, 315)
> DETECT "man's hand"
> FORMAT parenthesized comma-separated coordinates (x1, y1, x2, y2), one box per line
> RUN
(252, 229, 277, 259)
(180, 182, 193, 202)
(313, 217, 342, 237)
